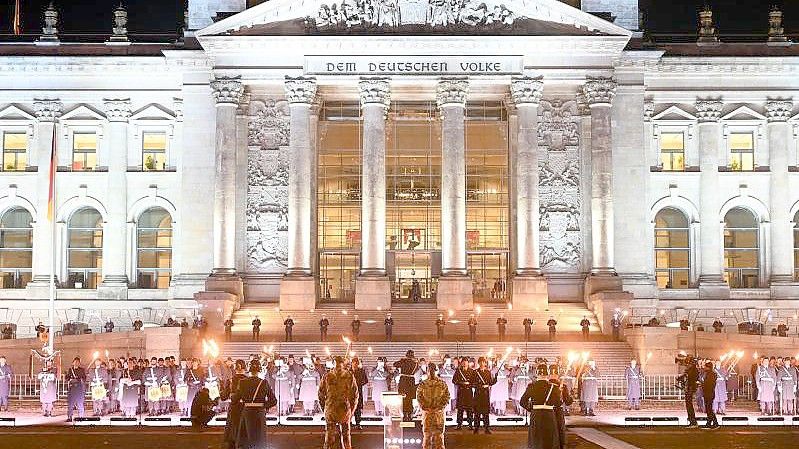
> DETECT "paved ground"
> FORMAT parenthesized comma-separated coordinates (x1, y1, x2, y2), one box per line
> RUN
(603, 428, 799, 449)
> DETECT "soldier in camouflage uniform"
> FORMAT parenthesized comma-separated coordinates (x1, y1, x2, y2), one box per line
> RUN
(318, 356, 359, 449)
(417, 363, 451, 449)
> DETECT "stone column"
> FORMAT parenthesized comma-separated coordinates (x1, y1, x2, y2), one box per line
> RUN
(27, 100, 62, 297)
(436, 77, 473, 310)
(695, 99, 729, 298)
(766, 100, 796, 297)
(583, 77, 622, 296)
(509, 76, 548, 310)
(279, 76, 318, 310)
(355, 78, 391, 310)
(98, 99, 131, 298)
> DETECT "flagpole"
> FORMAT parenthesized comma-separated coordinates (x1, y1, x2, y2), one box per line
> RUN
(47, 121, 57, 353)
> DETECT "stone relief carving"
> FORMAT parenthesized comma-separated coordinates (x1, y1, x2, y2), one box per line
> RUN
(537, 99, 582, 272)
(246, 99, 291, 273)
(315, 0, 516, 29)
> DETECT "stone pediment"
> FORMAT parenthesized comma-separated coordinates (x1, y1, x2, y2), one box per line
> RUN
(197, 0, 631, 37)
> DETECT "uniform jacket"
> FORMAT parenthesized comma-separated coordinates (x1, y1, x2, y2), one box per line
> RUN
(318, 367, 359, 423)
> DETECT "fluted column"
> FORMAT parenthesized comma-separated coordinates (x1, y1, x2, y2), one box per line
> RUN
(29, 100, 62, 288)
(766, 100, 795, 294)
(210, 77, 244, 277)
(99, 99, 131, 290)
(696, 99, 728, 297)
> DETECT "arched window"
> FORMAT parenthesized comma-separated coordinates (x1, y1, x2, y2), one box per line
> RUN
(136, 207, 172, 289)
(67, 208, 103, 289)
(0, 207, 33, 288)
(654, 208, 690, 289)
(724, 207, 759, 288)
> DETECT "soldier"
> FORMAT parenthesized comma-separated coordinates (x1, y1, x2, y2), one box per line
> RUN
(143, 357, 162, 415)
(610, 314, 622, 341)
(777, 322, 789, 337)
(384, 313, 394, 342)
(252, 316, 261, 342)
(89, 358, 110, 416)
(65, 356, 87, 422)
(273, 359, 295, 415)
(496, 313, 507, 342)
(38, 360, 57, 417)
(235, 359, 278, 449)
(520, 364, 562, 449)
(435, 314, 446, 341)
(778, 357, 796, 415)
(756, 357, 777, 415)
(104, 318, 115, 333)
(351, 357, 369, 430)
(439, 355, 456, 415)
(132, 318, 143, 331)
(625, 359, 642, 410)
(713, 360, 728, 415)
(468, 314, 478, 342)
(712, 318, 723, 333)
(417, 362, 450, 449)
(394, 350, 419, 421)
(679, 317, 690, 331)
(319, 313, 330, 341)
(472, 357, 496, 434)
(546, 316, 557, 341)
(579, 316, 590, 341)
(351, 315, 361, 342)
(0, 356, 11, 411)
(702, 361, 719, 429)
(223, 317, 234, 341)
(298, 357, 320, 416)
(523, 317, 533, 342)
(453, 357, 474, 430)
(319, 356, 359, 449)
(284, 315, 295, 342)
(580, 360, 599, 416)
(370, 357, 390, 415)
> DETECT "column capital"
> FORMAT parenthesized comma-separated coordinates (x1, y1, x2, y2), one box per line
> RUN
(102, 99, 132, 122)
(582, 76, 616, 106)
(510, 76, 544, 106)
(695, 99, 723, 122)
(766, 99, 793, 122)
(284, 76, 318, 104)
(436, 77, 469, 109)
(211, 76, 244, 105)
(358, 78, 391, 108)
(33, 100, 63, 122)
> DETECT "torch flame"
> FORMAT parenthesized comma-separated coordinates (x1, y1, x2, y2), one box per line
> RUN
(368, 346, 373, 354)
(475, 305, 482, 315)
(448, 309, 455, 317)
(92, 351, 99, 360)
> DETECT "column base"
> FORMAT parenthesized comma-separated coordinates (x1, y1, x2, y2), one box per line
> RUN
(97, 283, 129, 300)
(193, 290, 239, 330)
(355, 276, 391, 311)
(770, 276, 799, 299)
(698, 275, 729, 299)
(584, 272, 623, 299)
(26, 278, 59, 299)
(511, 275, 549, 311)
(279, 276, 317, 311)
(436, 276, 473, 311)
(205, 274, 244, 298)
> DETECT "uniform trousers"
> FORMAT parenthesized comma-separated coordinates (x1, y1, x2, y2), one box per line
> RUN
(324, 421, 352, 449)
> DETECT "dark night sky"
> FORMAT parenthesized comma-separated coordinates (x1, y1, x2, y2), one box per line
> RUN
(0, 1, 798, 35)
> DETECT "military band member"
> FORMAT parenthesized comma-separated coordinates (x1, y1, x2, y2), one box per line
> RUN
(712, 360, 728, 415)
(439, 356, 456, 415)
(523, 317, 533, 342)
(273, 359, 295, 414)
(65, 357, 87, 421)
(370, 357, 390, 415)
(453, 357, 474, 430)
(251, 316, 261, 342)
(490, 358, 510, 416)
(319, 356, 359, 449)
(298, 357, 320, 416)
(90, 358, 110, 416)
(0, 356, 11, 412)
(284, 315, 295, 342)
(468, 314, 478, 342)
(395, 349, 419, 421)
(511, 360, 533, 415)
(38, 361, 57, 417)
(756, 357, 777, 415)
(580, 360, 599, 416)
(319, 314, 330, 342)
(175, 359, 191, 416)
(143, 357, 162, 415)
(223, 317, 234, 341)
(778, 358, 796, 415)
(384, 313, 394, 342)
(625, 359, 642, 410)
(416, 362, 450, 449)
(546, 317, 557, 341)
(235, 360, 278, 449)
(187, 358, 204, 414)
(435, 314, 446, 341)
(351, 315, 361, 342)
(119, 363, 141, 417)
(520, 364, 562, 449)
(496, 314, 508, 342)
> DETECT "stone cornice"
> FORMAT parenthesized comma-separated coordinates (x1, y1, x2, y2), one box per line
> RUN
(284, 76, 317, 104)
(582, 76, 616, 106)
(358, 78, 390, 108)
(510, 76, 544, 105)
(211, 76, 245, 105)
(436, 77, 469, 108)
(102, 99, 132, 122)
(765, 100, 793, 122)
(33, 100, 63, 122)
(695, 100, 723, 123)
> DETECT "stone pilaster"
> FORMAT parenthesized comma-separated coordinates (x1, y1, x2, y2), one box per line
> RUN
(766, 100, 796, 296)
(436, 77, 472, 310)
(279, 76, 318, 311)
(355, 78, 391, 310)
(509, 76, 548, 310)
(695, 99, 728, 298)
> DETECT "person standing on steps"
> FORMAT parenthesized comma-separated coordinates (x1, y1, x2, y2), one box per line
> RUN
(610, 314, 622, 341)
(351, 315, 361, 342)
(523, 317, 533, 342)
(251, 316, 261, 342)
(547, 316, 557, 342)
(384, 313, 394, 342)
(580, 316, 590, 341)
(319, 313, 330, 342)
(468, 314, 478, 342)
(496, 313, 508, 342)
(223, 317, 234, 341)
(435, 314, 446, 341)
(284, 315, 295, 342)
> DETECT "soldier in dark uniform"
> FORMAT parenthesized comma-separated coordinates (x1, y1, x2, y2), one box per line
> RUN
(468, 314, 478, 342)
(610, 314, 622, 341)
(234, 359, 277, 449)
(319, 314, 330, 341)
(682, 357, 699, 428)
(547, 317, 557, 341)
(132, 318, 143, 331)
(223, 317, 234, 341)
(520, 364, 562, 449)
(712, 318, 723, 333)
(496, 314, 508, 342)
(580, 316, 590, 341)
(284, 315, 295, 342)
(453, 357, 474, 430)
(679, 317, 690, 331)
(777, 322, 789, 337)
(472, 357, 496, 434)
(351, 315, 361, 342)
(350, 357, 369, 430)
(550, 368, 572, 449)
(523, 317, 533, 342)
(104, 319, 114, 333)
(251, 316, 261, 342)
(435, 314, 446, 341)
(384, 313, 394, 342)
(394, 350, 419, 421)
(65, 356, 87, 422)
(223, 360, 248, 449)
(702, 361, 719, 429)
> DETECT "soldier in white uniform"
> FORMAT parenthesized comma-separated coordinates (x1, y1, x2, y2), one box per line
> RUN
(490, 359, 511, 415)
(438, 356, 456, 415)
(510, 360, 532, 415)
(0, 356, 12, 412)
(756, 358, 777, 415)
(90, 358, 110, 416)
(778, 359, 797, 416)
(273, 360, 295, 415)
(625, 359, 642, 410)
(580, 360, 599, 416)
(298, 357, 320, 416)
(370, 357, 390, 415)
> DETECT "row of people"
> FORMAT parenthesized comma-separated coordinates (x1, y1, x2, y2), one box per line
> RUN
(752, 355, 799, 416)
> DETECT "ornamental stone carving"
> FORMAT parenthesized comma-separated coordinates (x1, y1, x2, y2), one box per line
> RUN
(765, 100, 793, 122)
(358, 78, 391, 108)
(109, 4, 129, 42)
(643, 101, 655, 122)
(510, 76, 544, 105)
(436, 77, 469, 108)
(103, 99, 132, 122)
(211, 76, 244, 105)
(581, 77, 616, 106)
(33, 100, 63, 122)
(248, 99, 290, 149)
(537, 99, 579, 152)
(315, 0, 517, 29)
(40, 3, 59, 41)
(695, 100, 723, 122)
(284, 77, 318, 104)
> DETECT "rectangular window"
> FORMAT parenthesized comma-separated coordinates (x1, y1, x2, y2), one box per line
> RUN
(729, 132, 754, 171)
(2, 132, 27, 171)
(72, 132, 98, 171)
(659, 132, 685, 171)
(142, 132, 167, 171)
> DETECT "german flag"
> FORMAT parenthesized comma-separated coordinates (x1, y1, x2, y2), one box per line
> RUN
(12, 0, 22, 36)
(46, 125, 57, 221)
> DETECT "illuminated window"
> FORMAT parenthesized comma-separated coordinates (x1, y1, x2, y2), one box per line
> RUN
(142, 132, 167, 171)
(72, 132, 98, 171)
(0, 207, 32, 288)
(67, 208, 103, 288)
(136, 207, 172, 289)
(654, 208, 690, 289)
(659, 132, 685, 171)
(2, 132, 27, 172)
(724, 208, 759, 288)
(729, 132, 754, 171)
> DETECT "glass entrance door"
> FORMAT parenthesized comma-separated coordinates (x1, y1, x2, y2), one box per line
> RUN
(391, 251, 436, 303)
(319, 252, 359, 303)
(468, 252, 509, 303)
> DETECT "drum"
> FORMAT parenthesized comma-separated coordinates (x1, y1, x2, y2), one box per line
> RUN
(160, 383, 172, 399)
(147, 386, 162, 402)
(206, 381, 220, 401)
(91, 384, 107, 401)
(176, 384, 189, 403)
